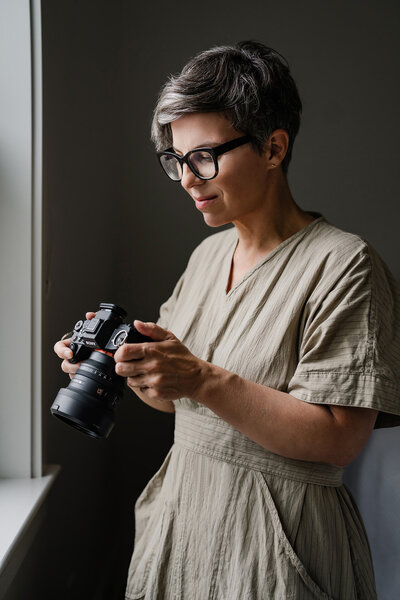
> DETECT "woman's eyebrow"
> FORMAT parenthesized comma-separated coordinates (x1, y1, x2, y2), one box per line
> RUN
(172, 141, 220, 153)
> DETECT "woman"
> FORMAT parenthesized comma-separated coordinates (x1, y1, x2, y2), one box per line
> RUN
(55, 41, 400, 599)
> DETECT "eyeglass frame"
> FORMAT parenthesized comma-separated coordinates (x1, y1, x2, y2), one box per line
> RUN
(157, 135, 251, 181)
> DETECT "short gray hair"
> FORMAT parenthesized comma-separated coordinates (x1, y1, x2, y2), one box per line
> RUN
(151, 41, 302, 174)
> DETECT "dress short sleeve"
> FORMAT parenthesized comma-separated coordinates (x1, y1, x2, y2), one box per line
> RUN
(287, 242, 400, 428)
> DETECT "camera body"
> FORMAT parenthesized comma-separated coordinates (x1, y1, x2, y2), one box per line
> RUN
(51, 303, 152, 439)
(69, 303, 149, 363)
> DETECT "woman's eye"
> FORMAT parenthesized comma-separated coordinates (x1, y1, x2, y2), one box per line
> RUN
(194, 152, 213, 163)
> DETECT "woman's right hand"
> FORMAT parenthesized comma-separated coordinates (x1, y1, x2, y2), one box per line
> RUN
(53, 311, 96, 379)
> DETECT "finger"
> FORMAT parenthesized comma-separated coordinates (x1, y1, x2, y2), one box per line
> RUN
(61, 359, 79, 375)
(54, 339, 74, 360)
(134, 320, 176, 342)
(127, 377, 149, 392)
(127, 374, 155, 389)
(86, 311, 96, 320)
(115, 359, 151, 377)
(114, 342, 151, 362)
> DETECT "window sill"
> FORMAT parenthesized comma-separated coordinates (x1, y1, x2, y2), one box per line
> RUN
(0, 464, 60, 597)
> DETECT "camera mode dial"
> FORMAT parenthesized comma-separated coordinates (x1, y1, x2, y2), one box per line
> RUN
(113, 331, 128, 347)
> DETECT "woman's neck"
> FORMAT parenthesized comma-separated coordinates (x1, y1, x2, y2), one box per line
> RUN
(232, 172, 315, 257)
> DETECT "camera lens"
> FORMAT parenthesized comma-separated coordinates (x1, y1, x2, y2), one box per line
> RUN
(51, 350, 124, 439)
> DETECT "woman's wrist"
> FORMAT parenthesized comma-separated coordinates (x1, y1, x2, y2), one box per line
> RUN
(190, 359, 238, 405)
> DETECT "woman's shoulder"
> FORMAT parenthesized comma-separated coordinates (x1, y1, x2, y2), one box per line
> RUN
(308, 216, 369, 257)
(195, 226, 237, 250)
(304, 216, 388, 277)
(187, 227, 237, 264)
(304, 216, 400, 302)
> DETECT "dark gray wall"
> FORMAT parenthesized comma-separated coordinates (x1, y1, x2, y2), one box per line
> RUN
(4, 1, 399, 598)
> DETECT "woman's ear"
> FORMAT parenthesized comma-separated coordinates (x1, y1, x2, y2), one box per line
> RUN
(266, 129, 289, 169)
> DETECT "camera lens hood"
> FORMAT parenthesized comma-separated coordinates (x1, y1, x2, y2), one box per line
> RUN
(51, 387, 114, 439)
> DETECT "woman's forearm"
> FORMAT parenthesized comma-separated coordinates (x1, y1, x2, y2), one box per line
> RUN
(192, 361, 376, 467)
(113, 321, 376, 462)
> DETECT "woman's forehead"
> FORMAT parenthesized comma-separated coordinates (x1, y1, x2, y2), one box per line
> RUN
(171, 112, 237, 150)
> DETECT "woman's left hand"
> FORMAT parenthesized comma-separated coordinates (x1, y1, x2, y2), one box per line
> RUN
(114, 320, 205, 401)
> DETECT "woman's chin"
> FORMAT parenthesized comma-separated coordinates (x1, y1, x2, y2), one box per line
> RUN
(202, 213, 230, 228)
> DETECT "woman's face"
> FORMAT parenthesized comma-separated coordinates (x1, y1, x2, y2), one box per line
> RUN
(170, 112, 273, 228)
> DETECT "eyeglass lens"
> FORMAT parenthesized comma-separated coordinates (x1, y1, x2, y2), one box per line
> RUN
(159, 150, 216, 181)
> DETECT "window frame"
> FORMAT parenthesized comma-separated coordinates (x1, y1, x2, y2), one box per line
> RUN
(0, 0, 42, 480)
(0, 1, 58, 592)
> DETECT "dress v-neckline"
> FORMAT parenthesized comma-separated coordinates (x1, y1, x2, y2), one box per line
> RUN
(223, 215, 324, 297)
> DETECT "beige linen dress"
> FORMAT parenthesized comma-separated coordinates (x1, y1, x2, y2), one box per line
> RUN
(125, 215, 400, 600)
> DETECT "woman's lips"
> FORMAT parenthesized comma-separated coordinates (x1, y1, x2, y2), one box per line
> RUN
(194, 195, 217, 210)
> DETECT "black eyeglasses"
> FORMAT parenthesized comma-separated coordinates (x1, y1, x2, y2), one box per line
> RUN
(157, 135, 251, 182)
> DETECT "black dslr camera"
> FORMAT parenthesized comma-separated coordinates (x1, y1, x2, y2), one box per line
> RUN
(51, 303, 152, 439)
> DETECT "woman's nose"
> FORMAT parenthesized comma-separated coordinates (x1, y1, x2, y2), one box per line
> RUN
(180, 163, 203, 190)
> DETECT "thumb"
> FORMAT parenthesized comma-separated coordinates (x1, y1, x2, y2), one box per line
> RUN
(134, 320, 176, 342)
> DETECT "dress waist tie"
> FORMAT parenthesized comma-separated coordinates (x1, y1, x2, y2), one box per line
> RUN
(174, 408, 344, 487)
